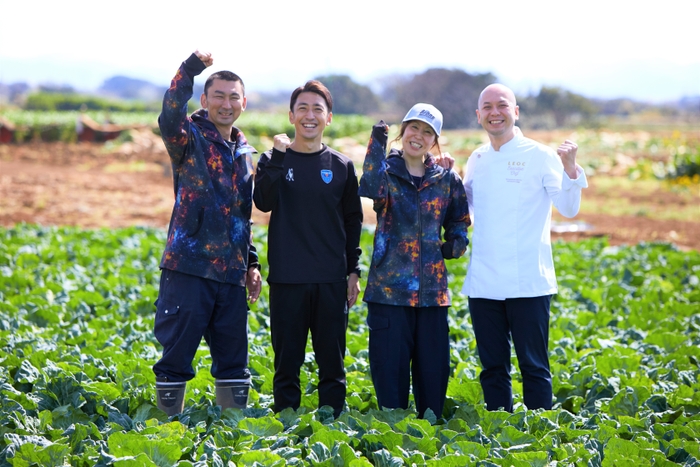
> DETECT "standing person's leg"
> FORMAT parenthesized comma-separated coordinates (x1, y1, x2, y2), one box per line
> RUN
(468, 297, 513, 411)
(205, 283, 250, 379)
(366, 303, 414, 411)
(412, 306, 450, 418)
(154, 269, 217, 379)
(204, 283, 250, 409)
(507, 295, 553, 410)
(153, 269, 217, 414)
(309, 282, 349, 417)
(269, 282, 312, 412)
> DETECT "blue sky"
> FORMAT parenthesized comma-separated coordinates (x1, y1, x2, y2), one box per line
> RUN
(1, 0, 698, 103)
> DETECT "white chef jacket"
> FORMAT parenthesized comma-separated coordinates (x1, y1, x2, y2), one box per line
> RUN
(462, 133, 588, 300)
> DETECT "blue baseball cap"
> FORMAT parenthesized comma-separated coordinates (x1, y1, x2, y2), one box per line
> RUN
(402, 103, 443, 136)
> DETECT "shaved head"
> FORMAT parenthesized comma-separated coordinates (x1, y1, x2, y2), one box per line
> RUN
(478, 84, 517, 108)
(476, 83, 520, 149)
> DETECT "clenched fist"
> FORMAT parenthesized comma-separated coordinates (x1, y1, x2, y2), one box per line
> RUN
(194, 50, 213, 67)
(273, 134, 292, 152)
(557, 139, 579, 179)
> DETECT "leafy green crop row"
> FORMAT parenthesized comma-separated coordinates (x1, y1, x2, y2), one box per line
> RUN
(1, 225, 699, 465)
(23, 92, 161, 113)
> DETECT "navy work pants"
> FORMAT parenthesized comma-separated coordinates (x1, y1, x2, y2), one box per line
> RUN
(468, 295, 552, 411)
(153, 268, 250, 382)
(367, 302, 450, 418)
(269, 282, 348, 417)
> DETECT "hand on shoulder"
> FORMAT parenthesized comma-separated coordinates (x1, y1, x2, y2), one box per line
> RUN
(434, 152, 455, 170)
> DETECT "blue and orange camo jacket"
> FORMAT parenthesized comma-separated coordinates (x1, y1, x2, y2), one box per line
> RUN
(158, 54, 258, 286)
(359, 123, 470, 308)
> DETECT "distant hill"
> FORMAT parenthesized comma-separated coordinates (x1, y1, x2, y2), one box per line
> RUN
(98, 76, 167, 102)
(96, 75, 284, 110)
(678, 96, 700, 112)
(1, 70, 697, 126)
(97, 76, 211, 104)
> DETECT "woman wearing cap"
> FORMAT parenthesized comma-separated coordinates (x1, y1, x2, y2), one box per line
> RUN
(358, 103, 470, 419)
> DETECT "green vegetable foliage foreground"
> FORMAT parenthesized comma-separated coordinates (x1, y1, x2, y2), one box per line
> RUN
(1, 224, 699, 466)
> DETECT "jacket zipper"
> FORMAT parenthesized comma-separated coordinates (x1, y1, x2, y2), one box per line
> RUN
(417, 183, 423, 307)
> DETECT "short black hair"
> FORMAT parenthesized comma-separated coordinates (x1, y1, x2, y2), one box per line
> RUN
(289, 80, 333, 112)
(204, 71, 245, 96)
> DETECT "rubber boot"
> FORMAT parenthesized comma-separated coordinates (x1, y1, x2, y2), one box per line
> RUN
(156, 380, 186, 416)
(215, 379, 250, 409)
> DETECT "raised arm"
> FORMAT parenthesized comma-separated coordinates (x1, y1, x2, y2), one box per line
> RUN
(558, 140, 580, 180)
(358, 121, 389, 202)
(158, 51, 211, 166)
(253, 134, 291, 212)
(545, 140, 588, 218)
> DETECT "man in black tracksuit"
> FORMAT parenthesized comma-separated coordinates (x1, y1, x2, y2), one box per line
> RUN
(254, 80, 363, 417)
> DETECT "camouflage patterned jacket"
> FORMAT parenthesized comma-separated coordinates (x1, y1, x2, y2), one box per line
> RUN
(158, 54, 258, 286)
(359, 123, 470, 307)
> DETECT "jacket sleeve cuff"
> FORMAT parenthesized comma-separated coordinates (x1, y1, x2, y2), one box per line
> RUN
(562, 164, 588, 189)
(183, 53, 207, 78)
(247, 242, 260, 271)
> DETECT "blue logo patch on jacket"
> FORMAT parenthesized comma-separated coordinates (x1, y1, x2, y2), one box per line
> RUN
(321, 170, 333, 184)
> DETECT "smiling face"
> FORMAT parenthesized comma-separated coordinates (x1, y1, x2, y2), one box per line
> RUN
(401, 120, 437, 161)
(476, 84, 519, 143)
(200, 78, 247, 140)
(289, 91, 332, 144)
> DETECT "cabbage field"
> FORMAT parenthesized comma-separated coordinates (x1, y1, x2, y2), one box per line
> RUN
(1, 224, 699, 466)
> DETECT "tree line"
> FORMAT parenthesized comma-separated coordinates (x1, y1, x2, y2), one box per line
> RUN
(3, 68, 698, 130)
(315, 69, 699, 129)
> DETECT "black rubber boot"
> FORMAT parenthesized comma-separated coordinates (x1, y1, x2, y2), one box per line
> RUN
(215, 379, 250, 409)
(156, 381, 186, 416)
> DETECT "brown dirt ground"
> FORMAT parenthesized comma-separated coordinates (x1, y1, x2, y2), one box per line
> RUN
(1, 134, 699, 251)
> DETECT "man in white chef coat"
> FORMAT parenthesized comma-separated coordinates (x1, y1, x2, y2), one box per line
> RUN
(462, 83, 588, 411)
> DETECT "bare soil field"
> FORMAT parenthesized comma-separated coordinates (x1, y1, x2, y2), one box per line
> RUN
(1, 135, 699, 251)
